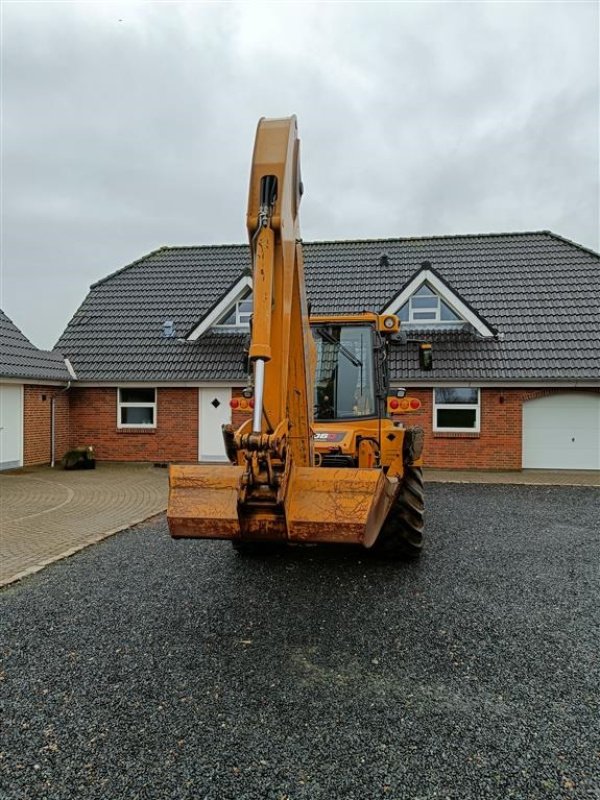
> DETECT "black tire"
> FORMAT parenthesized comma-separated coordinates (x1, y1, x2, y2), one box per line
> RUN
(373, 466, 425, 559)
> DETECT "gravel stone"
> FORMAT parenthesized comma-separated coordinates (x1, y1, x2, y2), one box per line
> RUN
(1, 484, 599, 799)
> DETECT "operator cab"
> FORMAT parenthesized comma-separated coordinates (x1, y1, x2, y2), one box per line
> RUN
(312, 322, 379, 421)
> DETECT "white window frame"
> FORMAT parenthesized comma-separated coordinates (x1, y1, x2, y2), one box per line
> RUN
(215, 293, 252, 329)
(117, 388, 157, 429)
(381, 269, 496, 338)
(399, 290, 460, 324)
(433, 388, 480, 432)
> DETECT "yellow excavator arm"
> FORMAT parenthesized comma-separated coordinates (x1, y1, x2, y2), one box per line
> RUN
(168, 116, 425, 557)
(244, 116, 314, 466)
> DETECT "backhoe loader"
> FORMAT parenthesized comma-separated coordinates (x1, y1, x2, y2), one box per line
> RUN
(168, 116, 425, 557)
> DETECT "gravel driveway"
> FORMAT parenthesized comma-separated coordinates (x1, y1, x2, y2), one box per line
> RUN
(1, 484, 599, 800)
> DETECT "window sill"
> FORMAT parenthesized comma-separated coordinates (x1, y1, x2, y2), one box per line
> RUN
(433, 431, 480, 439)
(117, 427, 157, 434)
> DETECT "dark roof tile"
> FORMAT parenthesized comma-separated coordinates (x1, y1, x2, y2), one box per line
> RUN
(56, 231, 599, 383)
(1, 309, 70, 381)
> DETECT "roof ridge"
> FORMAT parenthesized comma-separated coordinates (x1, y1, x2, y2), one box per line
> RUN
(90, 245, 173, 289)
(303, 230, 558, 246)
(155, 230, 566, 248)
(151, 242, 248, 251)
(542, 231, 600, 259)
(87, 230, 599, 294)
(89, 243, 253, 290)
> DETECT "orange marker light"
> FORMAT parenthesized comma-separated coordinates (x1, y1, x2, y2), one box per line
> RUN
(240, 399, 248, 410)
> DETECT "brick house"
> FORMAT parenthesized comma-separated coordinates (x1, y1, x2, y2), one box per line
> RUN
(0, 309, 71, 470)
(52, 230, 599, 471)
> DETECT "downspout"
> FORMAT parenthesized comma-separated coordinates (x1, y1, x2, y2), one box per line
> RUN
(51, 381, 71, 468)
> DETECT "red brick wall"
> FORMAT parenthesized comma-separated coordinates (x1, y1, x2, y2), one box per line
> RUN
(65, 385, 598, 470)
(392, 387, 600, 470)
(68, 387, 200, 463)
(23, 385, 70, 467)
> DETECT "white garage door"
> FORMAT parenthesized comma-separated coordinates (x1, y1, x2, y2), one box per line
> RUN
(522, 393, 600, 470)
(0, 384, 23, 471)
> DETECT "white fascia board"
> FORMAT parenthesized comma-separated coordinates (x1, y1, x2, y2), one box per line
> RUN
(0, 377, 69, 387)
(187, 275, 252, 341)
(391, 380, 600, 388)
(73, 380, 242, 388)
(382, 269, 495, 338)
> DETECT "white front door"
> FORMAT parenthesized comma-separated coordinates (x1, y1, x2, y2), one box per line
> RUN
(0, 384, 23, 470)
(199, 388, 232, 461)
(522, 393, 600, 470)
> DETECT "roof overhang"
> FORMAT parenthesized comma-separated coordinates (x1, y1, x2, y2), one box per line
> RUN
(70, 380, 243, 388)
(0, 377, 70, 386)
(391, 380, 600, 388)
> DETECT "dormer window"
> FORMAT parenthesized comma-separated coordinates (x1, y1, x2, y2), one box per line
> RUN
(215, 290, 252, 329)
(187, 275, 254, 340)
(382, 266, 496, 338)
(397, 284, 460, 324)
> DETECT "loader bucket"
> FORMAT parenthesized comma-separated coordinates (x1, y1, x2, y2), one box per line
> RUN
(168, 463, 398, 548)
(285, 466, 397, 548)
(168, 464, 245, 539)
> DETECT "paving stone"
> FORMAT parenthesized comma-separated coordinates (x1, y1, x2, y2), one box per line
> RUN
(0, 463, 168, 586)
(1, 463, 595, 588)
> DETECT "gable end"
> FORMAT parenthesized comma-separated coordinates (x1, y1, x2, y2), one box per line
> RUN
(381, 265, 497, 338)
(187, 274, 252, 340)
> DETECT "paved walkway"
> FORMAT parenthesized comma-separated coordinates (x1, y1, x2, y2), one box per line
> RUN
(0, 463, 168, 587)
(1, 462, 597, 588)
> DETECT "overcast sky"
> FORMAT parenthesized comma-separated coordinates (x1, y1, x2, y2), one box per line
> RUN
(1, 1, 598, 349)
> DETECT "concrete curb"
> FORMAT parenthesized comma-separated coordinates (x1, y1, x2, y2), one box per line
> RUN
(0, 507, 166, 590)
(425, 476, 600, 487)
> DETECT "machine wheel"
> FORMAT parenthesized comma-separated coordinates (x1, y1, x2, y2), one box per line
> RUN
(373, 466, 425, 559)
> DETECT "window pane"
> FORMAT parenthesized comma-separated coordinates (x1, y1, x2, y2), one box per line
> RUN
(437, 408, 477, 428)
(121, 406, 154, 425)
(435, 387, 478, 404)
(313, 325, 375, 419)
(217, 306, 236, 325)
(397, 303, 409, 321)
(441, 301, 460, 321)
(412, 311, 437, 320)
(238, 300, 253, 313)
(414, 284, 436, 296)
(120, 388, 155, 404)
(411, 296, 438, 309)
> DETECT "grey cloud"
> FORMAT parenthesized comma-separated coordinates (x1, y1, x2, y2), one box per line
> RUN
(1, 1, 598, 348)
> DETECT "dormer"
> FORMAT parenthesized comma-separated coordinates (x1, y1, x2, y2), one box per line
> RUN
(214, 289, 252, 329)
(381, 263, 496, 338)
(396, 283, 461, 325)
(187, 275, 252, 340)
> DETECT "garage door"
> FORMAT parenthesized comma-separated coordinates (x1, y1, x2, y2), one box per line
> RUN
(522, 393, 600, 470)
(0, 384, 23, 471)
